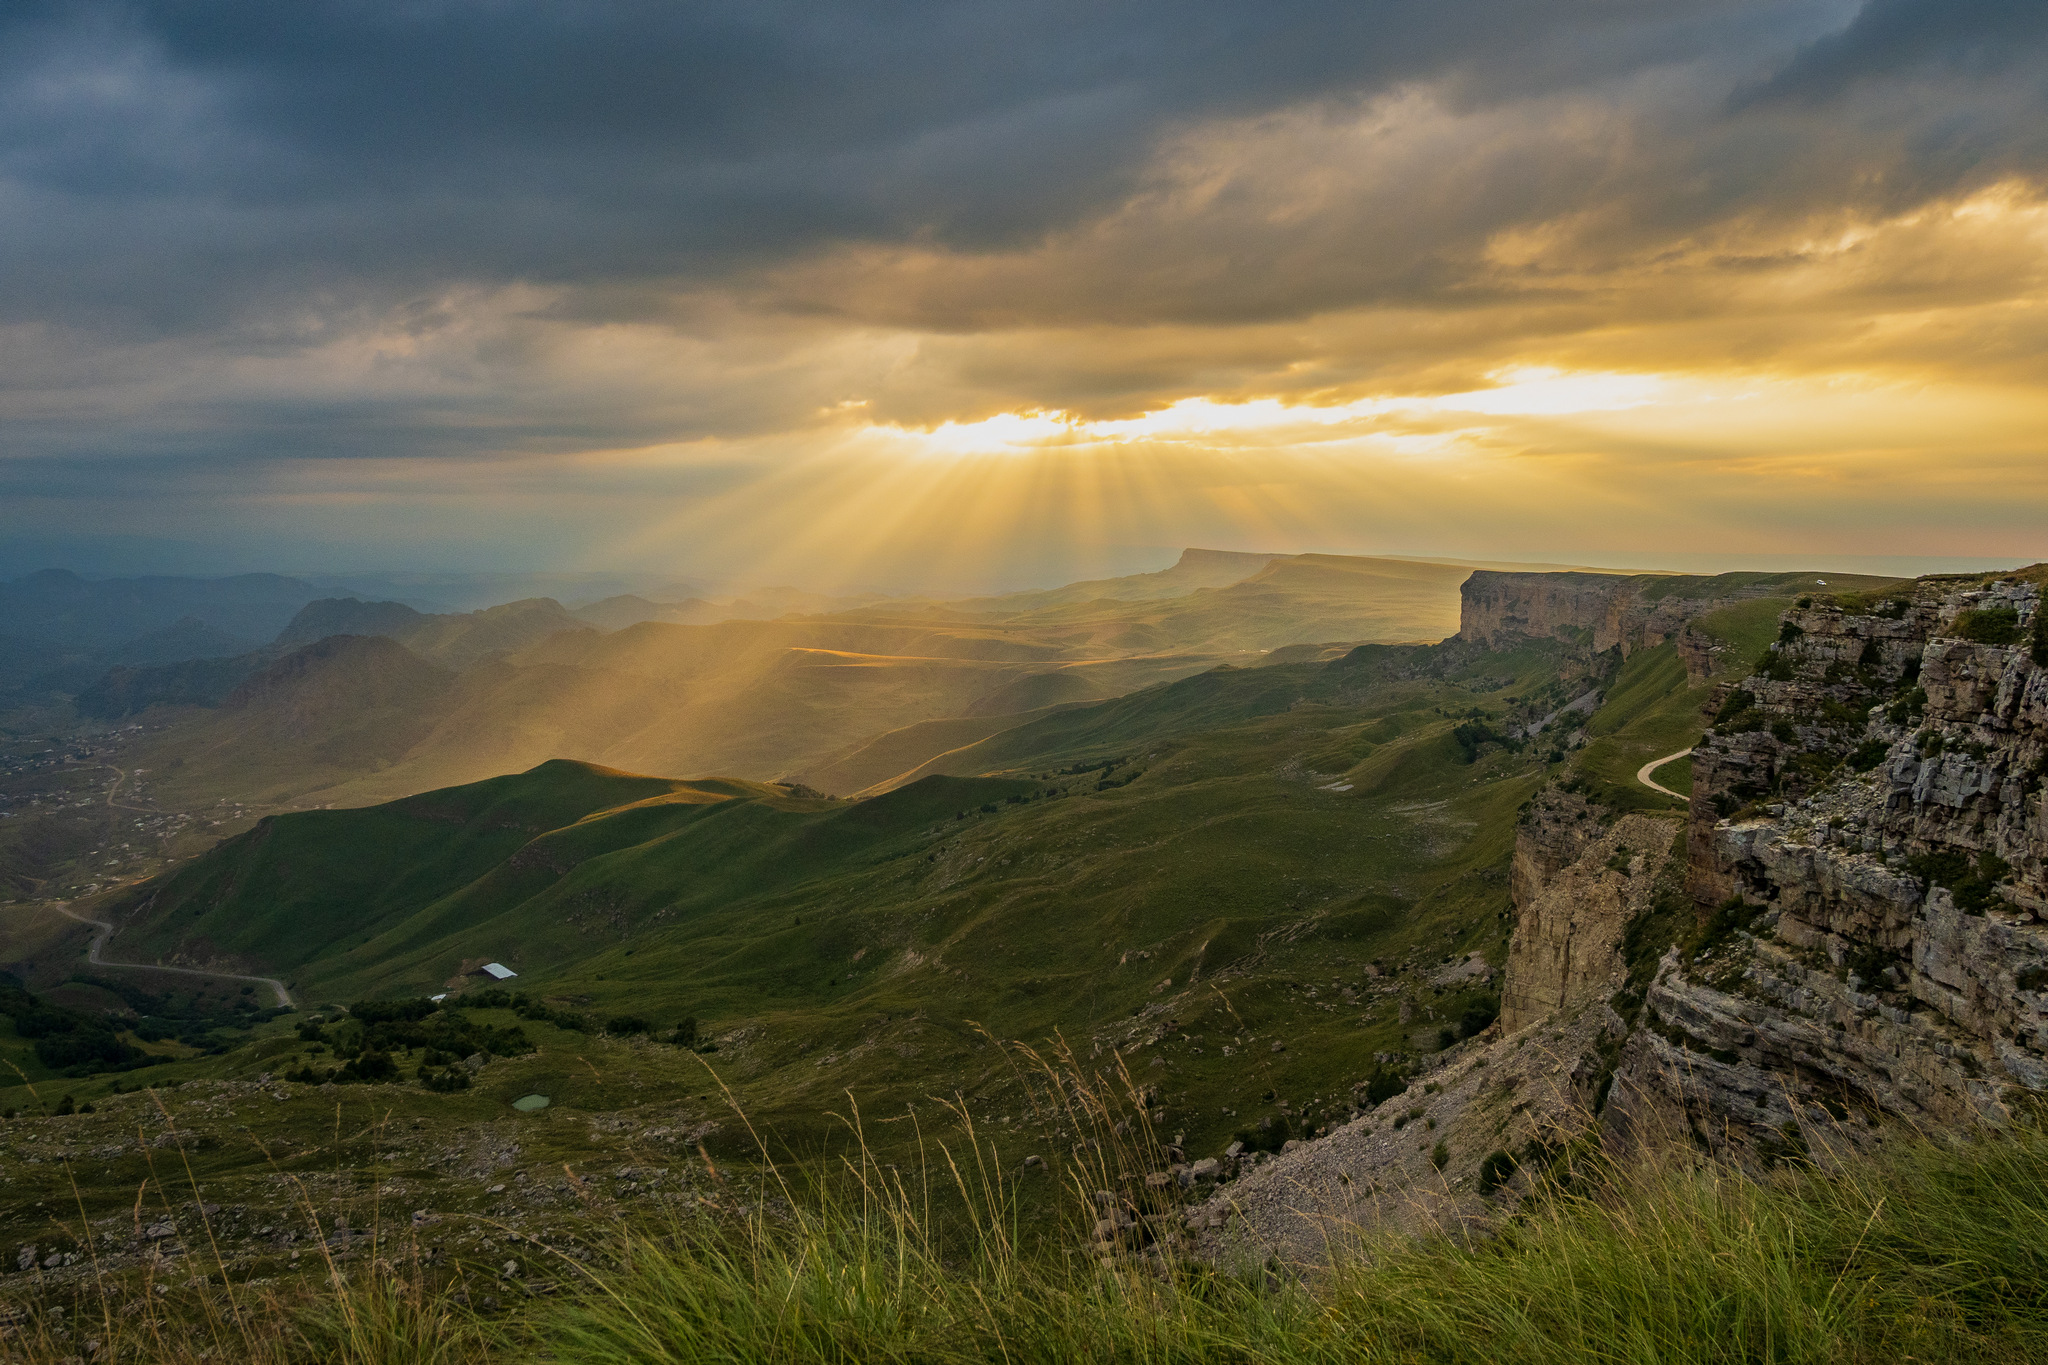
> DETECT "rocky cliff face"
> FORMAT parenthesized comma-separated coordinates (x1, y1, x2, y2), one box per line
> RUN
(1458, 570, 1829, 657)
(1198, 567, 2046, 1265)
(1200, 793, 1686, 1265)
(1612, 568, 2048, 1162)
(1501, 789, 1682, 1031)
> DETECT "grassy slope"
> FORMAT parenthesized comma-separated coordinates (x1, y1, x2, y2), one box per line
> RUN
(110, 761, 697, 972)
(84, 638, 1573, 1173)
(132, 635, 457, 808)
(536, 1128, 2048, 1365)
(134, 619, 1229, 814)
(956, 555, 1473, 654)
(798, 702, 1087, 797)
(1631, 569, 1899, 601)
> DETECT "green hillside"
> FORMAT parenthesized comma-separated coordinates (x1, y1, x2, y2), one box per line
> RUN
(83, 631, 1595, 1168)
(15, 571, 1823, 1263)
(112, 760, 700, 973)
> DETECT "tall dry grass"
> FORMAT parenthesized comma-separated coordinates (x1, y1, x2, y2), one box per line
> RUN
(0, 1072, 504, 1365)
(5, 1044, 2047, 1364)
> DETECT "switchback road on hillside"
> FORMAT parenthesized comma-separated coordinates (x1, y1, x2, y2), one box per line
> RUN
(1637, 748, 1694, 801)
(42, 900, 294, 1008)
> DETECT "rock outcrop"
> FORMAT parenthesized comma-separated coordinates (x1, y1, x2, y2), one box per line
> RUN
(1200, 1007, 1616, 1267)
(1501, 794, 1683, 1032)
(1196, 791, 1687, 1265)
(1612, 568, 2048, 1163)
(1198, 565, 2048, 1267)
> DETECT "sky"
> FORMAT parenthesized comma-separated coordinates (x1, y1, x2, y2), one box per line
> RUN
(2, 1, 2045, 593)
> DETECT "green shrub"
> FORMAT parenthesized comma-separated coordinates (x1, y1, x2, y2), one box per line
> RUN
(1451, 719, 1508, 764)
(336, 1049, 400, 1083)
(1360, 1065, 1405, 1107)
(1715, 707, 1766, 737)
(1457, 998, 1500, 1039)
(1233, 1115, 1292, 1154)
(419, 1064, 471, 1092)
(1478, 1148, 1517, 1194)
(349, 997, 439, 1025)
(1951, 606, 2022, 646)
(1848, 737, 1890, 772)
(1431, 1140, 1450, 1172)
(1754, 648, 1796, 682)
(1686, 897, 1760, 961)
(1840, 939, 1895, 988)
(1910, 849, 2012, 915)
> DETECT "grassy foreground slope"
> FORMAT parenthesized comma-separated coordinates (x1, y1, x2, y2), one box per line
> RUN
(535, 1126, 2048, 1365)
(4, 1055, 2043, 1364)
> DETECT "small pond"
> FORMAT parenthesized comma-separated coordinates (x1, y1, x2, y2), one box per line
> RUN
(511, 1093, 551, 1112)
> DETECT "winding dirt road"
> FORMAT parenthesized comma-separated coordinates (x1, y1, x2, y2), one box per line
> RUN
(100, 764, 153, 814)
(1636, 747, 1694, 801)
(43, 900, 294, 1008)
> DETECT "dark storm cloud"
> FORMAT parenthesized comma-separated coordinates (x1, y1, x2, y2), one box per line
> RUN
(0, 0, 1812, 333)
(2, 0, 2046, 509)
(1748, 0, 2048, 104)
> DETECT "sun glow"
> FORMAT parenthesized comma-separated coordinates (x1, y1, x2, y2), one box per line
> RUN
(863, 367, 1684, 459)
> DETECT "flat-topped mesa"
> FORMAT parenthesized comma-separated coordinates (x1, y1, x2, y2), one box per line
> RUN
(1456, 569, 1879, 657)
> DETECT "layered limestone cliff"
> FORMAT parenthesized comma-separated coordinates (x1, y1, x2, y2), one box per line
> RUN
(1458, 570, 1828, 657)
(1611, 568, 2048, 1161)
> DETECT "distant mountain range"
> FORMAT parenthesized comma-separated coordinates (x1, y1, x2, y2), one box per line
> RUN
(9, 549, 1817, 823)
(56, 551, 1513, 809)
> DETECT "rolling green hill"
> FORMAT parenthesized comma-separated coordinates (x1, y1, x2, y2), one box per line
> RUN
(91, 628, 1596, 1163)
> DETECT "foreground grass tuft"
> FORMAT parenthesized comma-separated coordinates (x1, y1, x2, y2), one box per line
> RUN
(539, 1127, 2048, 1365)
(9, 1120, 2048, 1362)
